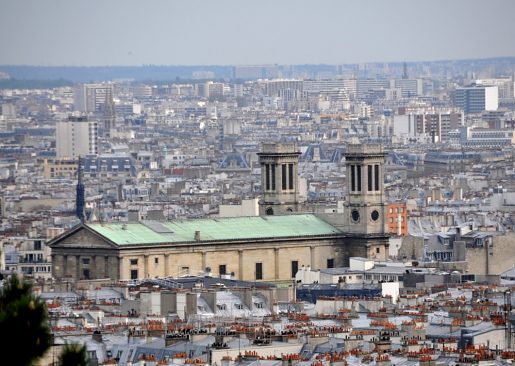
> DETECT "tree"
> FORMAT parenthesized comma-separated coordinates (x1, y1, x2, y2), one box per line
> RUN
(58, 343, 90, 366)
(0, 274, 52, 366)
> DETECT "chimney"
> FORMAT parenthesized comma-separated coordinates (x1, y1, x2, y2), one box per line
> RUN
(194, 231, 201, 241)
(92, 329, 103, 343)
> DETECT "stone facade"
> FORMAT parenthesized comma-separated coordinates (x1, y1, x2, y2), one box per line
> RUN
(465, 232, 515, 276)
(258, 143, 301, 215)
(50, 226, 344, 282)
(50, 143, 391, 282)
(51, 227, 119, 280)
(343, 144, 387, 235)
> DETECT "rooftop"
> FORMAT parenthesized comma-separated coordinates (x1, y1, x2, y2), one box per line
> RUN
(87, 214, 342, 246)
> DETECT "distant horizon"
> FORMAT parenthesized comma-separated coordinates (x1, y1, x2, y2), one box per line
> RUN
(2, 55, 515, 68)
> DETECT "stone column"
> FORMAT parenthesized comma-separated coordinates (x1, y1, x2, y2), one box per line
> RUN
(201, 251, 206, 272)
(92, 255, 97, 279)
(63, 255, 68, 277)
(310, 246, 315, 268)
(75, 255, 81, 280)
(104, 256, 109, 279)
(53, 255, 64, 278)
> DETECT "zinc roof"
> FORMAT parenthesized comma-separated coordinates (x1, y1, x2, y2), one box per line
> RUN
(87, 214, 342, 246)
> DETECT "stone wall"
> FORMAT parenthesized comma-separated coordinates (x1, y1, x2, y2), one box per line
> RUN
(398, 235, 425, 260)
(466, 232, 515, 276)
(119, 238, 338, 282)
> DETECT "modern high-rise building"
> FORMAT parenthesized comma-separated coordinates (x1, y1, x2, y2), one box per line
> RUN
(205, 81, 225, 99)
(475, 78, 515, 99)
(264, 79, 303, 97)
(408, 111, 464, 143)
(55, 116, 98, 158)
(392, 79, 423, 97)
(452, 86, 498, 113)
(74, 83, 114, 113)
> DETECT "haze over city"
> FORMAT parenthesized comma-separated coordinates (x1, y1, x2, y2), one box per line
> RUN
(1, 0, 515, 66)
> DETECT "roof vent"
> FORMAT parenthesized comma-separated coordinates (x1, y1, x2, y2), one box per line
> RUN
(194, 231, 201, 241)
(122, 224, 128, 230)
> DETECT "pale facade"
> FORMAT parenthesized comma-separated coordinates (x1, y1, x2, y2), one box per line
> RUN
(49, 143, 390, 282)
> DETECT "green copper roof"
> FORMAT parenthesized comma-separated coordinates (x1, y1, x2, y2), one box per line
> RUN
(87, 214, 341, 246)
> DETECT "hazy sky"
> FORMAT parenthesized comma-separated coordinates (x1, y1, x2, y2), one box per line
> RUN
(1, 0, 515, 66)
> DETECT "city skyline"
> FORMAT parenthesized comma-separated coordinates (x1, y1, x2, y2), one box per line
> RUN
(1, 0, 515, 66)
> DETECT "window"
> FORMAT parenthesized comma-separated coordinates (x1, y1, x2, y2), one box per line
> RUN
(219, 264, 226, 276)
(282, 164, 287, 190)
(255, 263, 263, 280)
(351, 165, 356, 191)
(34, 240, 42, 250)
(217, 304, 227, 310)
(327, 258, 334, 268)
(265, 164, 270, 190)
(271, 165, 276, 190)
(83, 269, 90, 279)
(82, 258, 90, 265)
(368, 165, 373, 191)
(374, 164, 380, 191)
(130, 269, 138, 279)
(130, 259, 138, 265)
(356, 165, 361, 191)
(291, 261, 299, 278)
(288, 163, 294, 189)
(376, 247, 380, 254)
(154, 257, 159, 264)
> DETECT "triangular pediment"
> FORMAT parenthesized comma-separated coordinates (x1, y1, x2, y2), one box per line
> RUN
(48, 225, 118, 249)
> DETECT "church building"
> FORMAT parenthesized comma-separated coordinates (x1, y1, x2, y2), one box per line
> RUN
(49, 143, 389, 282)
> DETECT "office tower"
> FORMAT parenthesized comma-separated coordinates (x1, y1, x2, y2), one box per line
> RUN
(409, 111, 464, 143)
(452, 86, 498, 113)
(74, 83, 113, 113)
(102, 86, 116, 137)
(475, 78, 515, 99)
(56, 116, 98, 158)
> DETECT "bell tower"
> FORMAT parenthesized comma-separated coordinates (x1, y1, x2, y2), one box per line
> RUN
(258, 143, 301, 215)
(342, 143, 389, 261)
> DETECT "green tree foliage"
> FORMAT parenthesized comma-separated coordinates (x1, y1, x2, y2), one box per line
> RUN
(58, 343, 90, 366)
(0, 274, 52, 366)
